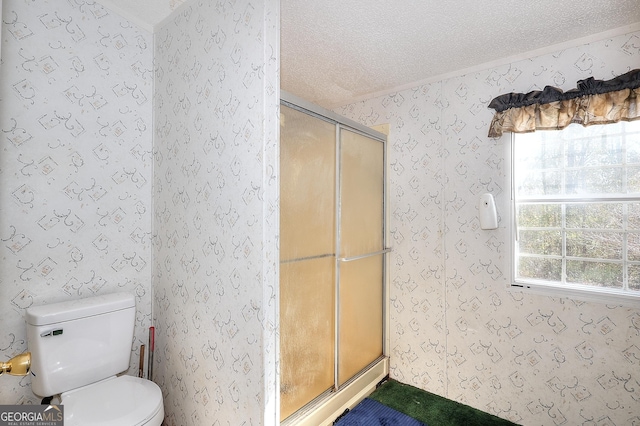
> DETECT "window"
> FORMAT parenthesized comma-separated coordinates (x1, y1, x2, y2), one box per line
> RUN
(511, 120, 640, 305)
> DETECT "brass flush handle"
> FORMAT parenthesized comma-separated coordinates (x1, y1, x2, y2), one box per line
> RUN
(0, 352, 31, 376)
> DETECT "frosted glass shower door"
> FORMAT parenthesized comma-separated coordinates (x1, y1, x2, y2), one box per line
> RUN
(280, 99, 387, 423)
(338, 129, 384, 385)
(280, 105, 336, 420)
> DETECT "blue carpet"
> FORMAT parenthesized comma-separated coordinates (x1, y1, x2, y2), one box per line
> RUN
(334, 398, 427, 426)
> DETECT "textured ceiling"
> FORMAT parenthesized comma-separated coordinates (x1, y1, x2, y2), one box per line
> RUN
(98, 0, 640, 108)
(281, 0, 640, 107)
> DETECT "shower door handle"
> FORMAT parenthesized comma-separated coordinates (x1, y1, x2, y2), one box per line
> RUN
(338, 248, 391, 263)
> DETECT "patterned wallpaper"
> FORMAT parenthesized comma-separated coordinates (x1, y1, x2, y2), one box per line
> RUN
(3, 0, 636, 425)
(337, 30, 640, 425)
(1, 0, 280, 423)
(152, 0, 279, 424)
(0, 0, 153, 404)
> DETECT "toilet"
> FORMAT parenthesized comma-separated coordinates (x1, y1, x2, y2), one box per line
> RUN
(25, 293, 164, 426)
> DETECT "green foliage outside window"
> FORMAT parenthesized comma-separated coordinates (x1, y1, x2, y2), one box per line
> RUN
(513, 121, 640, 294)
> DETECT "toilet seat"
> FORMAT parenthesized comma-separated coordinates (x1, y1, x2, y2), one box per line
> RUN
(61, 375, 164, 426)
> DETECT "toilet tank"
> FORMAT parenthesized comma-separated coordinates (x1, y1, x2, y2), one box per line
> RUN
(26, 293, 136, 397)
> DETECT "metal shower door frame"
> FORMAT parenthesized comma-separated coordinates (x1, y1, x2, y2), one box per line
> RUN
(280, 90, 390, 424)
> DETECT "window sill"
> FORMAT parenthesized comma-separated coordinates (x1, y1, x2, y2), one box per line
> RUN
(508, 281, 640, 309)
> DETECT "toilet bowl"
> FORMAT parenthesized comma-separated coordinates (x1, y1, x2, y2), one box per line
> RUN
(61, 376, 163, 426)
(25, 293, 164, 426)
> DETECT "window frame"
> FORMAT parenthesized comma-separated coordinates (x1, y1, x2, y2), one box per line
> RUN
(507, 123, 640, 308)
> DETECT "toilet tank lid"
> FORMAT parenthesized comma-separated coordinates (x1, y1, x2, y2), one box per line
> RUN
(26, 293, 135, 326)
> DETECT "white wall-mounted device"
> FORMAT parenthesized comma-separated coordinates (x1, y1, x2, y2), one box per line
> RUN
(478, 193, 498, 230)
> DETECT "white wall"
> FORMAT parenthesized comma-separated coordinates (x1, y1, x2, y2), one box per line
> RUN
(338, 30, 640, 425)
(7, 1, 634, 424)
(152, 0, 280, 424)
(0, 2, 280, 425)
(0, 0, 153, 404)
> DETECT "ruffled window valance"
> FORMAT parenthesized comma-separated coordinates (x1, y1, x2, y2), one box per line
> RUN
(487, 69, 640, 138)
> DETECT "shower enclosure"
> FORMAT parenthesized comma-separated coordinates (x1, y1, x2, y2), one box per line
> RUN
(279, 92, 389, 424)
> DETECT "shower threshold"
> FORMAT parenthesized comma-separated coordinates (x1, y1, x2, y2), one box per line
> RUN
(281, 357, 389, 426)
